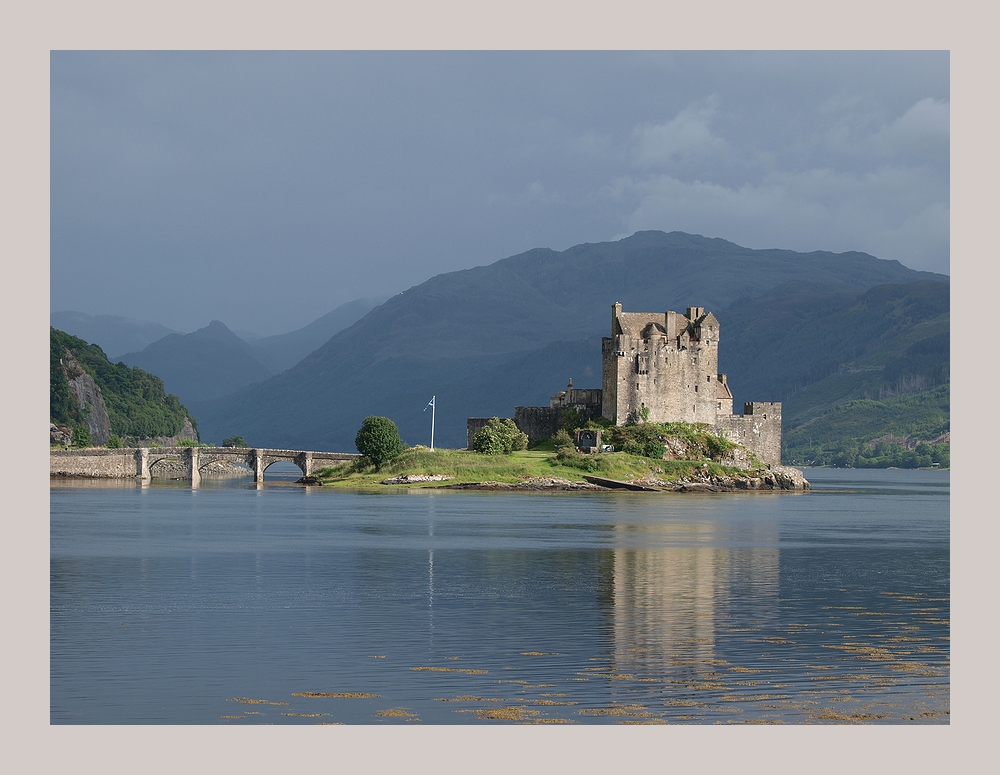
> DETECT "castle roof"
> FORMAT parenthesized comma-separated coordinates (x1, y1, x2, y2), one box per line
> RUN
(617, 312, 668, 338)
(716, 379, 733, 400)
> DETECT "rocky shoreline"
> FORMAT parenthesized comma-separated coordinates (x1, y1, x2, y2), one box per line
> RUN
(421, 467, 809, 493)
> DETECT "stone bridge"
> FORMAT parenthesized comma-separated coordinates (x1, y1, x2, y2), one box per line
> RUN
(51, 447, 360, 485)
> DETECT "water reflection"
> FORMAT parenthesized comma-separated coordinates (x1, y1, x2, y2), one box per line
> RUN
(51, 474, 948, 724)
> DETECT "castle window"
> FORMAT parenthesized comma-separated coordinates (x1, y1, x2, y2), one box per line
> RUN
(707, 376, 711, 382)
(695, 385, 698, 392)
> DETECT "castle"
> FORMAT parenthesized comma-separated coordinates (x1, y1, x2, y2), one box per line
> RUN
(468, 303, 783, 466)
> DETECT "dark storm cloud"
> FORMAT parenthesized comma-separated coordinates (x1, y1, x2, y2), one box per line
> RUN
(50, 51, 949, 335)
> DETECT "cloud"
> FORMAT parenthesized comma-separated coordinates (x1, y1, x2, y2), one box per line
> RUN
(818, 97, 950, 164)
(617, 165, 949, 273)
(632, 98, 726, 168)
(868, 98, 949, 160)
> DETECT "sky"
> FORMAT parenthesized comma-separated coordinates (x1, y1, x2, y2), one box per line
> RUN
(50, 50, 950, 337)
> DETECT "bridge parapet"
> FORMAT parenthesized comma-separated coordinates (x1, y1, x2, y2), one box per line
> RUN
(51, 447, 361, 485)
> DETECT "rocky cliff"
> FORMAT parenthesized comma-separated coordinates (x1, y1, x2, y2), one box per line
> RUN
(59, 349, 112, 446)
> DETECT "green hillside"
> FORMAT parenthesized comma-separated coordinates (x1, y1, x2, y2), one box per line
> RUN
(190, 231, 946, 451)
(783, 386, 949, 467)
(51, 327, 195, 441)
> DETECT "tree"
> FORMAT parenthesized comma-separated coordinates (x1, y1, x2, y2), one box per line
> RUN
(472, 418, 528, 455)
(355, 416, 405, 468)
(105, 434, 123, 448)
(71, 422, 91, 448)
(222, 435, 247, 448)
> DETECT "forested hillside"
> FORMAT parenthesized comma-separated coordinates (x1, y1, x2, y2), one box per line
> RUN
(51, 328, 196, 443)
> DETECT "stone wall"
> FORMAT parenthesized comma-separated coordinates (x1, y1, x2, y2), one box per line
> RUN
(466, 418, 491, 448)
(714, 402, 783, 466)
(514, 406, 562, 443)
(50, 448, 138, 478)
(602, 304, 723, 426)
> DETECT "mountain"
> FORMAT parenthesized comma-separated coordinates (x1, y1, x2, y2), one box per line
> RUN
(118, 320, 273, 403)
(51, 327, 197, 444)
(50, 311, 178, 360)
(249, 297, 388, 374)
(188, 231, 947, 451)
(715, 279, 949, 464)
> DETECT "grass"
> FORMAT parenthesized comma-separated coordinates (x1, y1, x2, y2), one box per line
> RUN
(314, 446, 762, 488)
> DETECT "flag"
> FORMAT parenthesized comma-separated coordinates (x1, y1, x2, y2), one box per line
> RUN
(424, 396, 435, 411)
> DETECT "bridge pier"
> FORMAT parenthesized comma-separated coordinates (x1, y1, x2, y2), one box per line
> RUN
(294, 451, 313, 477)
(187, 447, 201, 487)
(252, 448, 265, 483)
(136, 448, 150, 481)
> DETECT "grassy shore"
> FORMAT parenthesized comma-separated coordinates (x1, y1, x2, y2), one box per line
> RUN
(314, 447, 761, 488)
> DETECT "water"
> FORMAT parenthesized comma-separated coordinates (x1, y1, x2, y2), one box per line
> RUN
(50, 467, 949, 724)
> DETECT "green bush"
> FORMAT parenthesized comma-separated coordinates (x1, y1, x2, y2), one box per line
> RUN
(222, 435, 247, 448)
(551, 428, 574, 449)
(472, 418, 529, 455)
(355, 416, 405, 469)
(560, 407, 587, 433)
(71, 423, 91, 448)
(609, 423, 665, 459)
(105, 434, 123, 448)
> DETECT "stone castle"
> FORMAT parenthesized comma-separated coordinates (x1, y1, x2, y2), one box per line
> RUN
(468, 303, 783, 466)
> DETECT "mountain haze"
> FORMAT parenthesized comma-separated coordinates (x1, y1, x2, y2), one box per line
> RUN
(119, 320, 273, 403)
(50, 311, 178, 360)
(249, 297, 388, 374)
(189, 231, 947, 451)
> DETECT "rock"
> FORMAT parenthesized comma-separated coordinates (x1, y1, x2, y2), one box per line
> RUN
(50, 423, 73, 446)
(381, 474, 453, 484)
(719, 446, 753, 470)
(661, 436, 689, 460)
(60, 350, 112, 446)
(770, 465, 810, 490)
(296, 475, 323, 485)
(137, 417, 199, 447)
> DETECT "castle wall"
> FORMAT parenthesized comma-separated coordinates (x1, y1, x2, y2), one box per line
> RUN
(714, 402, 783, 466)
(467, 418, 492, 448)
(513, 406, 562, 443)
(603, 305, 721, 425)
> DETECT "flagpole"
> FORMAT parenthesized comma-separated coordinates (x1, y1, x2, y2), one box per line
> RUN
(430, 395, 435, 451)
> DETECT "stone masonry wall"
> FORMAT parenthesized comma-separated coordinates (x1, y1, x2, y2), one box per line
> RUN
(513, 406, 562, 443)
(714, 402, 783, 466)
(51, 449, 138, 478)
(602, 306, 721, 426)
(467, 418, 492, 449)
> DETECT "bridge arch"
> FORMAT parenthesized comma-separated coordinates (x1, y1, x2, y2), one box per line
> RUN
(134, 447, 360, 485)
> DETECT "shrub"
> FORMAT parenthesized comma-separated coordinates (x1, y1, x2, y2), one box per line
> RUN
(609, 423, 665, 459)
(472, 418, 529, 455)
(472, 424, 506, 455)
(222, 435, 247, 448)
(71, 423, 91, 448)
(560, 407, 586, 433)
(355, 416, 405, 469)
(551, 428, 574, 449)
(105, 434, 123, 449)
